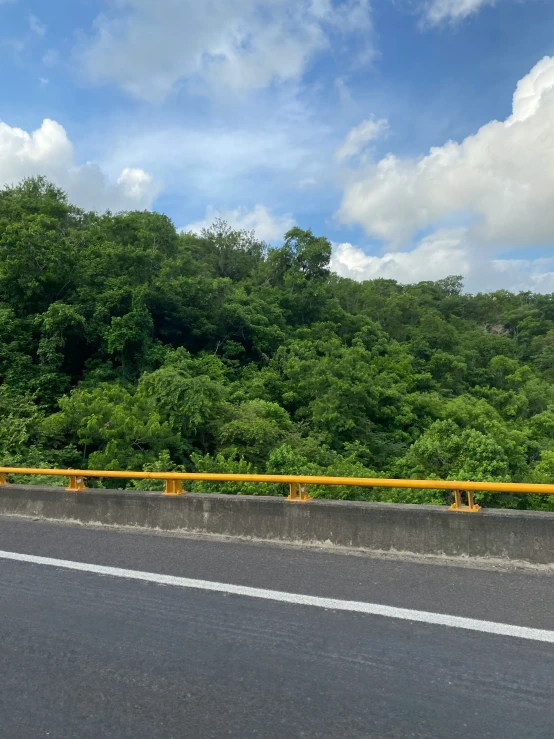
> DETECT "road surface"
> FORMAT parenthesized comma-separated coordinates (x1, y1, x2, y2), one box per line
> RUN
(0, 516, 553, 738)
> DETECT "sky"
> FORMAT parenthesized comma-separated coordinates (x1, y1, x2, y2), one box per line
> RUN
(1, 0, 554, 293)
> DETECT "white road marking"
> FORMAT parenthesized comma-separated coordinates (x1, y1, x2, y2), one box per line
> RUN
(0, 549, 552, 643)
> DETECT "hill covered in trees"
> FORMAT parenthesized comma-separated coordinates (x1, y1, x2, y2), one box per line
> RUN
(2, 177, 554, 509)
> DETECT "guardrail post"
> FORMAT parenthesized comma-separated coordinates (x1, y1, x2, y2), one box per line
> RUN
(287, 483, 311, 502)
(67, 475, 86, 492)
(0, 472, 6, 486)
(164, 479, 184, 496)
(449, 490, 481, 513)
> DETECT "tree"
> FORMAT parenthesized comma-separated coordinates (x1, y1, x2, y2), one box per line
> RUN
(398, 419, 510, 482)
(137, 348, 228, 452)
(41, 384, 179, 472)
(218, 400, 293, 466)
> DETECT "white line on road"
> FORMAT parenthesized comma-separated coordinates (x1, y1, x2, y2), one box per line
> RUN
(1, 549, 553, 643)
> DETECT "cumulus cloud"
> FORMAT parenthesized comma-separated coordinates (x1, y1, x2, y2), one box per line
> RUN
(77, 0, 372, 103)
(335, 117, 388, 162)
(331, 230, 471, 283)
(335, 57, 554, 291)
(331, 231, 554, 293)
(183, 204, 294, 242)
(422, 0, 498, 24)
(0, 118, 159, 212)
(338, 56, 554, 251)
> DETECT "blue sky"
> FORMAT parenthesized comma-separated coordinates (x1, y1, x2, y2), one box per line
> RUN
(1, 0, 554, 292)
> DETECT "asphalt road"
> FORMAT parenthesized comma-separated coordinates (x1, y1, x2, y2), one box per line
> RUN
(0, 517, 553, 738)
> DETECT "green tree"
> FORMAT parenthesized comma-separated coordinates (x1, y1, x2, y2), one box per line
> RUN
(218, 400, 293, 466)
(41, 384, 179, 472)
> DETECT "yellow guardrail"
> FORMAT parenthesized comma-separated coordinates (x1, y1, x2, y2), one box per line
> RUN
(1, 466, 554, 512)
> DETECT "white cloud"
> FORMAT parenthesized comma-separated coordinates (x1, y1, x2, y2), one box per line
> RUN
(0, 118, 159, 212)
(29, 13, 46, 36)
(331, 230, 554, 292)
(338, 56, 554, 251)
(422, 0, 498, 24)
(489, 258, 554, 293)
(311, 0, 372, 33)
(77, 0, 372, 103)
(335, 56, 554, 292)
(184, 204, 294, 242)
(331, 229, 471, 283)
(335, 117, 388, 162)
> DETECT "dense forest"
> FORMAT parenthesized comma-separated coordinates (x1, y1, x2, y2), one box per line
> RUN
(2, 177, 554, 509)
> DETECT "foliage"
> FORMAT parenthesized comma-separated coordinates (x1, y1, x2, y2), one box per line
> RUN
(3, 177, 554, 509)
(189, 451, 266, 496)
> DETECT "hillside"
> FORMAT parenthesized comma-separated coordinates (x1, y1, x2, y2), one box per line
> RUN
(2, 177, 554, 509)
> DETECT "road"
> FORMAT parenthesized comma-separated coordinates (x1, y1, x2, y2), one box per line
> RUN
(0, 517, 553, 738)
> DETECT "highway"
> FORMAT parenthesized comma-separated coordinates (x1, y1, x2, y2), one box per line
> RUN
(1, 517, 553, 738)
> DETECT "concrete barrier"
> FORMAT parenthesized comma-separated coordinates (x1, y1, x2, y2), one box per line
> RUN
(1, 484, 554, 565)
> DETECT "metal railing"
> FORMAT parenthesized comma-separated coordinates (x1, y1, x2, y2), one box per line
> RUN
(1, 466, 554, 512)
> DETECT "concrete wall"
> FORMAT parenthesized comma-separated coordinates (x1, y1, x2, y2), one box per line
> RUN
(1, 484, 554, 565)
